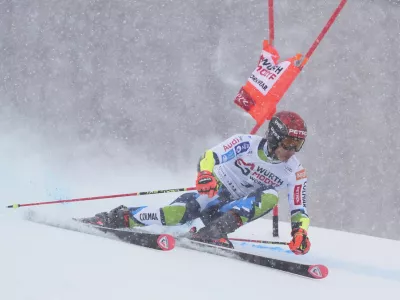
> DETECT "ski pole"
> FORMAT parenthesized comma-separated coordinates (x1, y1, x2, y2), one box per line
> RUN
(6, 186, 197, 208)
(229, 237, 288, 245)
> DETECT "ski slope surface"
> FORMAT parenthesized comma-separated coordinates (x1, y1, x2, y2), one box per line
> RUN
(2, 208, 400, 300)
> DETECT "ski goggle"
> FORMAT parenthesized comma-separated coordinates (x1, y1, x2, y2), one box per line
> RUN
(279, 137, 305, 152)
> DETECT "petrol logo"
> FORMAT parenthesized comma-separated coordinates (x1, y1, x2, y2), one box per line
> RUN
(294, 185, 302, 205)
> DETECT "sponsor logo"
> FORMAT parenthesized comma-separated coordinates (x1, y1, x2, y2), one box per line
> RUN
(235, 142, 250, 155)
(274, 119, 284, 130)
(157, 235, 172, 251)
(234, 158, 255, 176)
(221, 149, 235, 162)
(308, 266, 323, 278)
(234, 159, 284, 187)
(295, 169, 307, 180)
(257, 68, 277, 80)
(234, 88, 255, 112)
(250, 74, 268, 91)
(223, 137, 241, 152)
(288, 129, 307, 138)
(251, 166, 284, 187)
(302, 182, 307, 207)
(139, 213, 159, 221)
(257, 56, 284, 75)
(270, 127, 280, 139)
(250, 56, 290, 96)
(294, 185, 302, 205)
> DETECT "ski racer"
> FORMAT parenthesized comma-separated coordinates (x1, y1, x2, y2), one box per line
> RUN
(80, 111, 311, 255)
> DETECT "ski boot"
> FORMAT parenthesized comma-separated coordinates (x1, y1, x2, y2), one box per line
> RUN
(189, 211, 243, 249)
(76, 205, 131, 228)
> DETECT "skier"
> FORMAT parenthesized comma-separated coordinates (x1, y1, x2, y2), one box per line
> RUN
(80, 111, 311, 254)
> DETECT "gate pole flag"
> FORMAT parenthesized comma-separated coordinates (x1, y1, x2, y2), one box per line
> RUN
(234, 0, 347, 134)
(234, 40, 303, 135)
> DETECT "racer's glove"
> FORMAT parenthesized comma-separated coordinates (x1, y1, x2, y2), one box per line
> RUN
(196, 170, 219, 198)
(288, 228, 311, 255)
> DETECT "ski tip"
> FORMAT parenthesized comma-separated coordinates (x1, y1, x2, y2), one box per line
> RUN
(157, 234, 176, 251)
(308, 264, 329, 279)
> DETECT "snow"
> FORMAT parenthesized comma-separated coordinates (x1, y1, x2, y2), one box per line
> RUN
(1, 1, 399, 298)
(2, 207, 400, 300)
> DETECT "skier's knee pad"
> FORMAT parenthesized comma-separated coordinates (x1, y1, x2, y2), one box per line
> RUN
(182, 197, 201, 221)
(161, 205, 187, 225)
(162, 192, 201, 225)
(253, 188, 279, 219)
(169, 192, 199, 205)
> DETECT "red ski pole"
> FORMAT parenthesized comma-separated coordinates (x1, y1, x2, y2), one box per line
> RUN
(6, 186, 197, 208)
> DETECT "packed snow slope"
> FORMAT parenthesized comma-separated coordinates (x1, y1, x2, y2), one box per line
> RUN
(2, 206, 400, 300)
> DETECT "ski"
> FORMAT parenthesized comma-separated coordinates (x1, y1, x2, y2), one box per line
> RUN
(177, 238, 328, 279)
(24, 211, 326, 277)
(25, 212, 175, 251)
(85, 225, 175, 251)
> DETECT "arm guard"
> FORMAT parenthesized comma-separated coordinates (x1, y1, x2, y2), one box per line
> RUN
(291, 211, 310, 231)
(197, 150, 219, 172)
